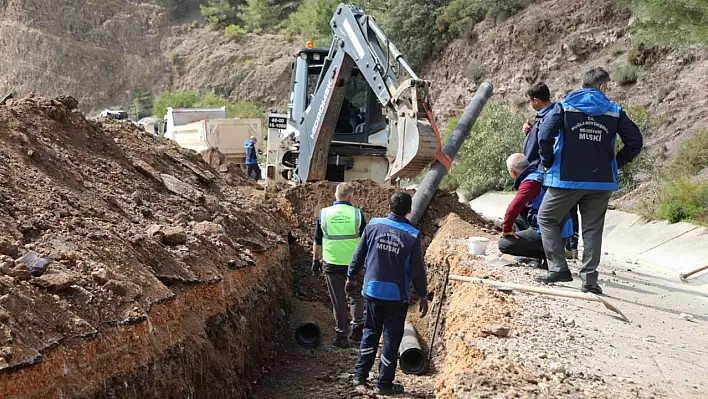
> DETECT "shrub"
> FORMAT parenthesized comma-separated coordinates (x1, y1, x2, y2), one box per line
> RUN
(615, 65, 638, 86)
(627, 41, 658, 66)
(197, 93, 266, 119)
(224, 24, 247, 40)
(465, 59, 484, 82)
(437, 0, 528, 40)
(668, 129, 708, 177)
(655, 179, 708, 224)
(639, 129, 708, 225)
(442, 100, 526, 197)
(153, 91, 201, 119)
(167, 51, 178, 64)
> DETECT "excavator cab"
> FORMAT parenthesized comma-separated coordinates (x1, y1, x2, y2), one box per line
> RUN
(285, 4, 444, 184)
(288, 48, 391, 182)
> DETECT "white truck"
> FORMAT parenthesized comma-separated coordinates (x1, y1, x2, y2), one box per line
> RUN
(164, 107, 263, 165)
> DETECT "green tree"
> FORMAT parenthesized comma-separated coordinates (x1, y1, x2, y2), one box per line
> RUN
(381, 0, 447, 70)
(620, 0, 708, 45)
(129, 91, 153, 120)
(201, 0, 242, 29)
(443, 100, 526, 197)
(242, 0, 299, 32)
(288, 0, 339, 43)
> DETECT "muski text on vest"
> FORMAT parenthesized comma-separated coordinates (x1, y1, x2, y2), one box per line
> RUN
(570, 116, 610, 142)
(374, 229, 405, 255)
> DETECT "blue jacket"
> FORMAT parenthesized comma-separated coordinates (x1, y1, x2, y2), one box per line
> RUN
(538, 89, 643, 190)
(523, 102, 560, 171)
(244, 140, 258, 165)
(518, 169, 574, 238)
(348, 214, 427, 302)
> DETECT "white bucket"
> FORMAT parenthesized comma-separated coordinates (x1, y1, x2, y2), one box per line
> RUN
(468, 237, 489, 255)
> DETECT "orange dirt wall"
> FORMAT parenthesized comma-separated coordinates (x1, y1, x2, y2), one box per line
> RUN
(0, 246, 291, 399)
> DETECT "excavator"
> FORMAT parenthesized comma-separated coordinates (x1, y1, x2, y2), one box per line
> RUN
(266, 3, 451, 187)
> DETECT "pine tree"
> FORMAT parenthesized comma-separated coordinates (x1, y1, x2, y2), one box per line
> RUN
(621, 0, 708, 45)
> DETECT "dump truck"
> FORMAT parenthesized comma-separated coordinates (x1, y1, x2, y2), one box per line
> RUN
(266, 3, 450, 188)
(164, 107, 263, 166)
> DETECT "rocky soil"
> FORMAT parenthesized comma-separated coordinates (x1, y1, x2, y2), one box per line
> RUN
(423, 215, 665, 398)
(0, 95, 291, 397)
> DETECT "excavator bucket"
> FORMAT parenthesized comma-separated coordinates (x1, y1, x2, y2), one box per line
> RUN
(386, 80, 440, 181)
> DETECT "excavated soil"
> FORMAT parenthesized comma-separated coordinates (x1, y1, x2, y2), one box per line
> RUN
(0, 96, 291, 398)
(282, 180, 489, 303)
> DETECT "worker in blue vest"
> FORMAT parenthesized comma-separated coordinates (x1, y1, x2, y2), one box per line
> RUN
(244, 136, 262, 180)
(499, 153, 574, 269)
(536, 67, 643, 293)
(312, 183, 366, 348)
(347, 192, 428, 396)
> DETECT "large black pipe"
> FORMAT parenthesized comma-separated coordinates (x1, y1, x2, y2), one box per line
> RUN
(398, 321, 427, 375)
(408, 82, 494, 226)
(295, 322, 321, 348)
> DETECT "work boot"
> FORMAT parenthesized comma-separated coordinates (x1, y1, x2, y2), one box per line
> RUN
(375, 383, 405, 395)
(534, 271, 573, 284)
(581, 284, 603, 295)
(352, 374, 368, 387)
(349, 325, 363, 343)
(332, 336, 349, 348)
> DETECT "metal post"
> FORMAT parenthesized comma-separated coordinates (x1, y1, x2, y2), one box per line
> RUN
(408, 83, 494, 226)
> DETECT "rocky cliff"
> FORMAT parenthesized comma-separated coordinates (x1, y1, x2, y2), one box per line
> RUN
(0, 0, 200, 113)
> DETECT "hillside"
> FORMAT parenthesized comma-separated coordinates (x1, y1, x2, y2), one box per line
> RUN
(424, 0, 708, 155)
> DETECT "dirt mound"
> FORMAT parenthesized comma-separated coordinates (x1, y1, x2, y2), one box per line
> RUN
(0, 95, 289, 392)
(282, 179, 488, 302)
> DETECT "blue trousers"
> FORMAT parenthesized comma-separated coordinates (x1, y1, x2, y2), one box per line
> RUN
(354, 297, 408, 389)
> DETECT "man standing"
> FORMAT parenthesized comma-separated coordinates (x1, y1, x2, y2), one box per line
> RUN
(312, 183, 366, 348)
(348, 192, 428, 396)
(522, 82, 562, 170)
(535, 67, 643, 293)
(244, 136, 262, 180)
(499, 153, 574, 269)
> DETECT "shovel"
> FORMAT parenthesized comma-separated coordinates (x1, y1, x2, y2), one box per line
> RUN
(679, 264, 708, 283)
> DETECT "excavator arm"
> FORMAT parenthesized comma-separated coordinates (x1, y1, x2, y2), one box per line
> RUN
(297, 3, 446, 183)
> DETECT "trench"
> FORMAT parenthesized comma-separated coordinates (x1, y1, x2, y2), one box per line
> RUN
(249, 231, 444, 399)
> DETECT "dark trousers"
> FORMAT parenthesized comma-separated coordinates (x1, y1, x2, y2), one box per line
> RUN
(539, 188, 612, 285)
(566, 204, 580, 250)
(355, 298, 408, 389)
(247, 164, 261, 180)
(498, 228, 545, 260)
(324, 270, 364, 338)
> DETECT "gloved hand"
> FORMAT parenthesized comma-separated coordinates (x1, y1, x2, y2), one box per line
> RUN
(345, 278, 358, 295)
(418, 298, 429, 318)
(311, 259, 322, 275)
